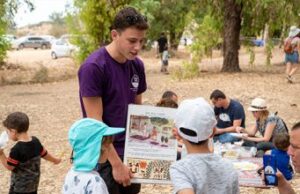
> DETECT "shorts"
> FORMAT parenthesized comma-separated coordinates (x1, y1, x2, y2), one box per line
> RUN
(162, 60, 168, 66)
(10, 192, 37, 194)
(97, 161, 141, 194)
(285, 51, 299, 64)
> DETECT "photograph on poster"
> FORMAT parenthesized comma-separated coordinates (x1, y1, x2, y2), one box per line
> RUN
(127, 158, 172, 181)
(129, 115, 176, 148)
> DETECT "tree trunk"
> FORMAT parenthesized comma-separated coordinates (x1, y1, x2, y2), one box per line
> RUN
(221, 0, 242, 72)
(263, 24, 269, 50)
(169, 28, 184, 50)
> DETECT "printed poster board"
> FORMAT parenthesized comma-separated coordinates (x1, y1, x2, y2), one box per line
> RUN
(124, 104, 177, 184)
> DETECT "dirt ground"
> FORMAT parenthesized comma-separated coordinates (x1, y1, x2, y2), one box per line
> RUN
(0, 47, 300, 193)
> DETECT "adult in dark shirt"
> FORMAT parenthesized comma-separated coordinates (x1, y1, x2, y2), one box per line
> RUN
(157, 32, 168, 55)
(210, 89, 245, 143)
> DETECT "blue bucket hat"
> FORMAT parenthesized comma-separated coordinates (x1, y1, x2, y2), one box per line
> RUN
(69, 118, 125, 172)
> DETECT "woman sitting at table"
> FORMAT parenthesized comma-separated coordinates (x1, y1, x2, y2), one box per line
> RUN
(236, 98, 288, 157)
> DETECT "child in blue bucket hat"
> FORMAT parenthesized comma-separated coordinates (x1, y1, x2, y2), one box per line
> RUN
(62, 118, 125, 194)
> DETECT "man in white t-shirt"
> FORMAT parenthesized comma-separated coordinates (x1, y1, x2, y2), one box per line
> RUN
(170, 98, 239, 194)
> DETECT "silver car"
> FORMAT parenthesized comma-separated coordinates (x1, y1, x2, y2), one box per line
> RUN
(12, 36, 51, 50)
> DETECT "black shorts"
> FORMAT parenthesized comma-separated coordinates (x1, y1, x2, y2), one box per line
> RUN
(9, 191, 37, 194)
(97, 161, 141, 194)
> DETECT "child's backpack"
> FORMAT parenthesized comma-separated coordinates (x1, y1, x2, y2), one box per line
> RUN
(274, 112, 289, 133)
(283, 38, 294, 54)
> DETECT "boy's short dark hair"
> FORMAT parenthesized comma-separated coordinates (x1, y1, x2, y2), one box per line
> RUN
(3, 112, 29, 133)
(273, 133, 290, 150)
(292, 122, 300, 131)
(210, 89, 226, 100)
(111, 7, 149, 31)
(179, 127, 208, 146)
(162, 90, 177, 99)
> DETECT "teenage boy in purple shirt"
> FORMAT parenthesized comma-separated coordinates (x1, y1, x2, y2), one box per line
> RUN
(78, 7, 148, 194)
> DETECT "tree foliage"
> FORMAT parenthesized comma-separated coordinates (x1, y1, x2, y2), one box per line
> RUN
(136, 0, 193, 49)
(67, 0, 131, 63)
(49, 12, 68, 37)
(68, 0, 194, 64)
(67, 0, 300, 71)
(0, 0, 33, 66)
(49, 12, 65, 25)
(0, 0, 9, 66)
(190, 0, 300, 72)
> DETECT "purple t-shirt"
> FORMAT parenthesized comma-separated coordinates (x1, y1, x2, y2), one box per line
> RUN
(78, 47, 147, 156)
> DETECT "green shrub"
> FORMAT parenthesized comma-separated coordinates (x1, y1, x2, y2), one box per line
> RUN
(32, 66, 48, 83)
(0, 37, 9, 68)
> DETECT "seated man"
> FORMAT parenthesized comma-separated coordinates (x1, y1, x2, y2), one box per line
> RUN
(210, 89, 245, 143)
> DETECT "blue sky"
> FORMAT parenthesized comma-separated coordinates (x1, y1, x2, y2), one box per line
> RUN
(14, 0, 72, 27)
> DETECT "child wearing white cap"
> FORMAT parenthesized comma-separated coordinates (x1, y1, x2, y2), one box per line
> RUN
(62, 118, 125, 194)
(170, 98, 239, 194)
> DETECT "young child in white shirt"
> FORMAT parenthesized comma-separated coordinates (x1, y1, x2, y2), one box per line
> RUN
(62, 118, 125, 194)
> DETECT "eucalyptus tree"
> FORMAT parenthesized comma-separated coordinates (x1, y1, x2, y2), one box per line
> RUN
(146, 0, 194, 49)
(193, 0, 300, 72)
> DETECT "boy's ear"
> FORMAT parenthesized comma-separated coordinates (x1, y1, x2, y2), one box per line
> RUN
(10, 129, 18, 135)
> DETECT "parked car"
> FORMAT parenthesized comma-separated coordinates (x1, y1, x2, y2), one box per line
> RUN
(252, 39, 264, 47)
(3, 34, 16, 43)
(51, 38, 78, 59)
(41, 35, 56, 44)
(12, 36, 51, 50)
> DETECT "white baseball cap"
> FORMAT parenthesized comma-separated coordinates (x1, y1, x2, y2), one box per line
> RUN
(175, 97, 217, 143)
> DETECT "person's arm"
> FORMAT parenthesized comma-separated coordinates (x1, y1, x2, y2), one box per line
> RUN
(42, 152, 61, 164)
(82, 97, 103, 120)
(0, 149, 14, 171)
(134, 94, 142, 104)
(82, 97, 132, 186)
(243, 123, 275, 142)
(277, 171, 296, 194)
(236, 124, 258, 136)
(217, 119, 242, 134)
